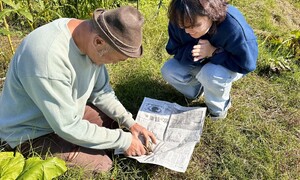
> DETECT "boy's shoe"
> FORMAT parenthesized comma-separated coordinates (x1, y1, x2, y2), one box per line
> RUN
(208, 100, 231, 120)
(208, 111, 228, 120)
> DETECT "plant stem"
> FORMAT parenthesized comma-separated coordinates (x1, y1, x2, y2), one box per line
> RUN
(0, 1, 15, 54)
(26, 0, 35, 30)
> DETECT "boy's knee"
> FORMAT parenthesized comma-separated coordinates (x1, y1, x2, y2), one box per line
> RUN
(196, 63, 230, 88)
(161, 61, 171, 75)
(161, 62, 175, 82)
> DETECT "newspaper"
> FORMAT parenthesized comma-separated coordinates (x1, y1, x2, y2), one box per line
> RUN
(115, 97, 207, 172)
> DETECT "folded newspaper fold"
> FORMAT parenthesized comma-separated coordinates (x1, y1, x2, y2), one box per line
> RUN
(115, 97, 207, 172)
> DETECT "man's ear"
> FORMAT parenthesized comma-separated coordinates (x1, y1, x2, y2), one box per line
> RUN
(93, 35, 105, 51)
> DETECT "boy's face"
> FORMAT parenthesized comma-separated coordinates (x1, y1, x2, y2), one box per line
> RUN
(181, 16, 213, 38)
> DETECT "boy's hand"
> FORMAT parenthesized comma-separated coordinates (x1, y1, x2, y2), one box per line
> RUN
(192, 39, 216, 61)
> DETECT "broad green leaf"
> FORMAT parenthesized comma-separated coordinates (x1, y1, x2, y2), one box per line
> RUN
(0, 152, 25, 180)
(1, 0, 17, 9)
(17, 10, 33, 22)
(0, 9, 14, 19)
(17, 157, 67, 180)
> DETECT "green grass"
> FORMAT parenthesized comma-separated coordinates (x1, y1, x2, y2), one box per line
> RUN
(1, 0, 300, 179)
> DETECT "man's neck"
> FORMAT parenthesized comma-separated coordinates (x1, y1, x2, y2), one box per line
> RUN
(68, 19, 90, 54)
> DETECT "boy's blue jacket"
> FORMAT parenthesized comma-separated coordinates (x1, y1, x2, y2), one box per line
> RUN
(166, 5, 258, 74)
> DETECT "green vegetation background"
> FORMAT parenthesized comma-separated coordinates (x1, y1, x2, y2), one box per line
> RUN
(0, 0, 299, 179)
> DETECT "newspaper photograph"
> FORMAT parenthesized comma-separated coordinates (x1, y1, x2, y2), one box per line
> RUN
(115, 97, 207, 172)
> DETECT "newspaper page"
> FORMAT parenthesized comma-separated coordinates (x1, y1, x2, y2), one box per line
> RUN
(115, 97, 207, 172)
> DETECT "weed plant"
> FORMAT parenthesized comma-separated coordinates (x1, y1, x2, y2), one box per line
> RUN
(0, 0, 300, 179)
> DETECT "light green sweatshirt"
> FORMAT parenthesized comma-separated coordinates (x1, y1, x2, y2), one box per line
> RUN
(0, 18, 135, 150)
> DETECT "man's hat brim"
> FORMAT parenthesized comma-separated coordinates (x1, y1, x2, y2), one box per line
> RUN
(92, 8, 143, 58)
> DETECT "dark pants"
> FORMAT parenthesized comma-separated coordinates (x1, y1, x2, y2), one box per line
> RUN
(2, 104, 119, 172)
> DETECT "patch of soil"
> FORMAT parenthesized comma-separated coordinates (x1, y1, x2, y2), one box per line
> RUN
(273, 0, 300, 30)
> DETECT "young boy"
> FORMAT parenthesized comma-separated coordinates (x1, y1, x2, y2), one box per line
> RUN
(161, 0, 258, 120)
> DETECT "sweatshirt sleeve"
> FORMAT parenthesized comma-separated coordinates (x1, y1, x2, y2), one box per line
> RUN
(20, 75, 132, 151)
(209, 33, 258, 74)
(88, 66, 136, 129)
(209, 10, 258, 74)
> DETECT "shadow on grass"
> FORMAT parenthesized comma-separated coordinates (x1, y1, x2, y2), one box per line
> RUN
(113, 74, 187, 117)
(111, 155, 161, 179)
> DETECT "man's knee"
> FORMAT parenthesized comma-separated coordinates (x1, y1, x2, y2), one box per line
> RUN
(64, 147, 113, 172)
(84, 104, 118, 128)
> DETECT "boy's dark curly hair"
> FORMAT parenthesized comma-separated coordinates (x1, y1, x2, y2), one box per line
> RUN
(168, 0, 227, 34)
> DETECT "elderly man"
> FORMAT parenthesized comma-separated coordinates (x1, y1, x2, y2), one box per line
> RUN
(0, 6, 156, 172)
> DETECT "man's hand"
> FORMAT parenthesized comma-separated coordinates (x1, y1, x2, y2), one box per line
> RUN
(124, 134, 146, 156)
(192, 39, 216, 61)
(124, 123, 157, 156)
